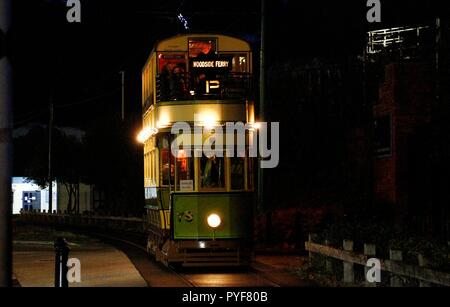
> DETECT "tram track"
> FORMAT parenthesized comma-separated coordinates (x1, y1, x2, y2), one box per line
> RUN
(85, 230, 282, 287)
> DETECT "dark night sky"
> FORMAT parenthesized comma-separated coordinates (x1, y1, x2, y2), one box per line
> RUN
(9, 0, 447, 130)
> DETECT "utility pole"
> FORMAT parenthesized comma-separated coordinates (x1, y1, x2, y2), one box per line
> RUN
(258, 0, 271, 243)
(258, 0, 266, 212)
(120, 71, 125, 122)
(0, 0, 12, 287)
(48, 102, 53, 213)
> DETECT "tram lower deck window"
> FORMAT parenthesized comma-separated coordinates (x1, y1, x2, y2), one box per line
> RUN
(176, 154, 194, 191)
(231, 157, 245, 190)
(200, 154, 225, 190)
(161, 136, 174, 186)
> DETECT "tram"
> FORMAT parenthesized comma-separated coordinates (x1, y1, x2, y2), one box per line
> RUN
(138, 34, 256, 267)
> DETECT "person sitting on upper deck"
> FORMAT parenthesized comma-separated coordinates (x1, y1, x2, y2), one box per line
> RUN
(159, 64, 171, 101)
(170, 64, 186, 100)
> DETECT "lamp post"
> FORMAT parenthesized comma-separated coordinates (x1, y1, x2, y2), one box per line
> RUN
(120, 71, 125, 122)
(258, 0, 266, 212)
(0, 0, 12, 287)
(258, 0, 271, 243)
(48, 102, 53, 213)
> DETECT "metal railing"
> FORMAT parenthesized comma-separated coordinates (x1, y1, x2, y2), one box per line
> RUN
(17, 210, 145, 233)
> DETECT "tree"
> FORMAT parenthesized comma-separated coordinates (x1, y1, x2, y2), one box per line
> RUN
(83, 115, 144, 216)
(15, 125, 86, 213)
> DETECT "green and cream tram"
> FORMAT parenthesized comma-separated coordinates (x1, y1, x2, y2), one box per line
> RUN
(139, 34, 256, 267)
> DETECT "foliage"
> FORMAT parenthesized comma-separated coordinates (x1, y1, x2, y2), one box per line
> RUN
(296, 256, 345, 287)
(83, 117, 144, 215)
(15, 125, 86, 187)
(318, 213, 450, 272)
(14, 125, 86, 212)
(14, 116, 145, 216)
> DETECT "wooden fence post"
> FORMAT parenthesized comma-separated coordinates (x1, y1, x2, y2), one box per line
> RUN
(343, 240, 354, 283)
(418, 254, 431, 287)
(325, 240, 333, 273)
(364, 244, 377, 287)
(308, 234, 317, 261)
(390, 250, 404, 287)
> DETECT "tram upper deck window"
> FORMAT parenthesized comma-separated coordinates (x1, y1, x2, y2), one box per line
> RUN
(158, 53, 187, 101)
(231, 55, 248, 73)
(188, 38, 217, 58)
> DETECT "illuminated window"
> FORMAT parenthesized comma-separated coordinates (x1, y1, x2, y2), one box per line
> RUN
(161, 135, 174, 186)
(200, 154, 225, 190)
(176, 151, 194, 192)
(231, 55, 247, 73)
(188, 38, 217, 58)
(157, 53, 187, 101)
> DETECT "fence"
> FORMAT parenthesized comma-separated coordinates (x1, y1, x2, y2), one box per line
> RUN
(305, 234, 450, 287)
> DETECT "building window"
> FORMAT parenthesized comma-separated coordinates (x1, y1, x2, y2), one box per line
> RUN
(374, 115, 392, 157)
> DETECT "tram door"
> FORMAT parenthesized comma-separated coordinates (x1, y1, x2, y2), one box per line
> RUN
(22, 191, 41, 211)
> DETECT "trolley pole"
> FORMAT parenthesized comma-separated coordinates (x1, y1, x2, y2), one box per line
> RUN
(0, 0, 13, 287)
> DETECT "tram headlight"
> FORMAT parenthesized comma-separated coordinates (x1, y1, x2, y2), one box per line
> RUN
(207, 214, 221, 229)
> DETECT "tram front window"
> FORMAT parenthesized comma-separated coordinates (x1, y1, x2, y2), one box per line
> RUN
(200, 155, 225, 190)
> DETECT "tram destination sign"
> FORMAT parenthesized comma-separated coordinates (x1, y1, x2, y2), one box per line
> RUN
(190, 57, 232, 71)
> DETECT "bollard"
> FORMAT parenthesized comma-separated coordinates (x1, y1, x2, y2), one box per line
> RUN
(54, 237, 71, 287)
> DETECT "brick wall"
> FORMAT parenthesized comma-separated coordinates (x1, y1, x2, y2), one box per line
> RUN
(373, 63, 432, 213)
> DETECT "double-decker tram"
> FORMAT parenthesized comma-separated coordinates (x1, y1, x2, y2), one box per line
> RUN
(138, 34, 256, 267)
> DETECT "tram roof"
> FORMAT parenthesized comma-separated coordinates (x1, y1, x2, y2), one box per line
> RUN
(152, 33, 252, 53)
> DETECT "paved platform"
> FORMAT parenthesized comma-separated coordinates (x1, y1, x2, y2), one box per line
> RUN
(13, 240, 147, 287)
